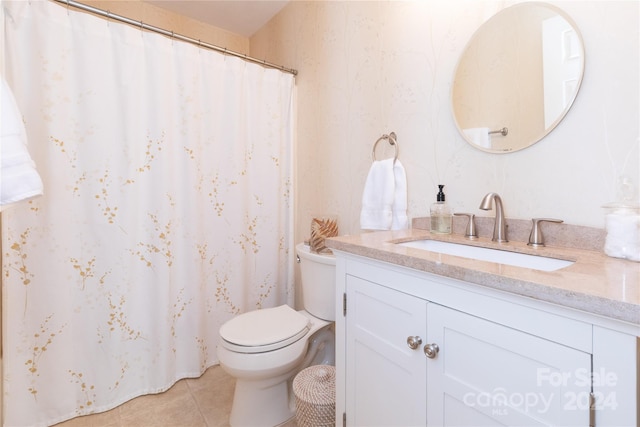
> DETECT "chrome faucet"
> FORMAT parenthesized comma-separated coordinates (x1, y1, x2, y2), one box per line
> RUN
(479, 192, 508, 242)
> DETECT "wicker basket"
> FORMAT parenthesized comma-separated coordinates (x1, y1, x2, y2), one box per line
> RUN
(293, 365, 336, 427)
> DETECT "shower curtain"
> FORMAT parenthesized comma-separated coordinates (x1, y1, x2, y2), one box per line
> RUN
(1, 1, 295, 426)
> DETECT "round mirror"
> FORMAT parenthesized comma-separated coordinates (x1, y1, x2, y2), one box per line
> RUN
(452, 3, 585, 153)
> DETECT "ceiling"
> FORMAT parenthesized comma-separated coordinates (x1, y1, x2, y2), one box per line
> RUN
(145, 1, 289, 37)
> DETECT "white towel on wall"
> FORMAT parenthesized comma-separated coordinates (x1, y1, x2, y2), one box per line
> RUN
(1, 76, 43, 209)
(391, 160, 408, 230)
(463, 127, 491, 149)
(360, 158, 408, 231)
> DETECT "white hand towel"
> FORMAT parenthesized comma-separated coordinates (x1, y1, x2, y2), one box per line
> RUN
(1, 76, 43, 209)
(391, 160, 408, 230)
(463, 127, 491, 149)
(360, 158, 395, 230)
(360, 159, 408, 231)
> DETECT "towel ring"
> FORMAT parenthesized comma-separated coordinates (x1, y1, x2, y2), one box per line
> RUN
(372, 132, 398, 163)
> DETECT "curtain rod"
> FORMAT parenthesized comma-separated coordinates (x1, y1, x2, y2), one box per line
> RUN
(51, 0, 298, 76)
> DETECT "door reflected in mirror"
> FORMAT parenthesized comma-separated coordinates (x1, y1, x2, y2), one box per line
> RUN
(452, 2, 585, 153)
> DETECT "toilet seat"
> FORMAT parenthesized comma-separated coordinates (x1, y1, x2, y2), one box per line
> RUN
(220, 305, 310, 354)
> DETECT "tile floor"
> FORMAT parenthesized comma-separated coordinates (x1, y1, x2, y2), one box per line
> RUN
(54, 365, 298, 427)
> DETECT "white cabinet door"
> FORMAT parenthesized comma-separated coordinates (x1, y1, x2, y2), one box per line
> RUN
(593, 326, 639, 427)
(345, 275, 427, 426)
(426, 303, 592, 427)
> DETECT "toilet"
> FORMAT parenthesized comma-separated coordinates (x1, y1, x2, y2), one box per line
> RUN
(217, 242, 336, 427)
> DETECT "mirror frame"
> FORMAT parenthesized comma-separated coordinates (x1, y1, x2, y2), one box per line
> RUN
(452, 2, 585, 153)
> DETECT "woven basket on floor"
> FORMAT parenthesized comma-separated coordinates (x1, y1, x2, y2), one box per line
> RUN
(293, 365, 336, 427)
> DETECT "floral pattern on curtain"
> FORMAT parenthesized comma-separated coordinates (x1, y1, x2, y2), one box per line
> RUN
(1, 1, 295, 426)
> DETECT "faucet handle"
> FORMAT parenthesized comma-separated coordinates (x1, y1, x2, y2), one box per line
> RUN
(454, 213, 478, 239)
(528, 218, 563, 247)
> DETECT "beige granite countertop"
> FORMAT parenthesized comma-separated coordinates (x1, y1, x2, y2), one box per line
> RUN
(326, 226, 640, 326)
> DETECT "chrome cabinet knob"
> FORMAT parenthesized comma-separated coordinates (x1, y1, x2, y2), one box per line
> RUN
(406, 336, 423, 350)
(424, 343, 440, 359)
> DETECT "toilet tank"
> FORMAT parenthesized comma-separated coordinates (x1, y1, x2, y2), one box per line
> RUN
(296, 243, 336, 321)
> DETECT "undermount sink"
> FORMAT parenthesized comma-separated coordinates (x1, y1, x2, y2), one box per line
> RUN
(398, 239, 574, 272)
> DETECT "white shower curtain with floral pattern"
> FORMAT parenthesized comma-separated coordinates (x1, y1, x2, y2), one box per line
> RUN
(1, 1, 295, 426)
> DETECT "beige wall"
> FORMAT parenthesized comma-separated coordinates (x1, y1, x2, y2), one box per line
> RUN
(250, 0, 639, 251)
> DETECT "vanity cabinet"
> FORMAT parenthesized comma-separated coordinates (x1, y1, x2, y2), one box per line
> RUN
(335, 253, 638, 427)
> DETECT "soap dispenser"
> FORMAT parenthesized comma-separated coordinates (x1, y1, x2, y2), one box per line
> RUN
(430, 185, 452, 234)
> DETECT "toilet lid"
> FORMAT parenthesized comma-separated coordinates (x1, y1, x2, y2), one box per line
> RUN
(220, 305, 310, 352)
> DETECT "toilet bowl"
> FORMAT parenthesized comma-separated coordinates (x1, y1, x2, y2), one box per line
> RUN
(217, 243, 336, 427)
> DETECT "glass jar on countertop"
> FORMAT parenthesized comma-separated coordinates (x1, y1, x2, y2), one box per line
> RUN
(602, 202, 640, 262)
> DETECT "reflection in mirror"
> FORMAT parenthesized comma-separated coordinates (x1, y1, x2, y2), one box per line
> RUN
(452, 3, 585, 153)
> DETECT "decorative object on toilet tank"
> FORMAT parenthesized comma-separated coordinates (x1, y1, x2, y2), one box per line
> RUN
(310, 217, 338, 254)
